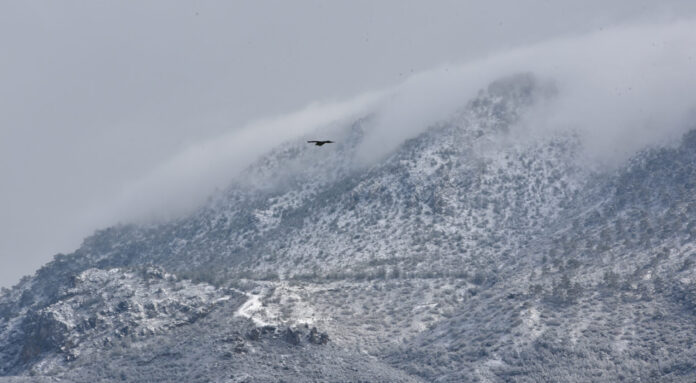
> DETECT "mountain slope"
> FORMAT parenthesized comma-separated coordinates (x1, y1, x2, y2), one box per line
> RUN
(2, 73, 696, 382)
(391, 129, 696, 382)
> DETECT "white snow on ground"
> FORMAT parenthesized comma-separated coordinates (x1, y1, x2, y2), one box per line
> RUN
(517, 306, 544, 346)
(568, 315, 591, 345)
(232, 282, 321, 327)
(233, 289, 272, 327)
(18, 267, 231, 376)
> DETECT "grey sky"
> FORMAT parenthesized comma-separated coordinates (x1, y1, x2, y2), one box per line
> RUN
(2, 1, 696, 288)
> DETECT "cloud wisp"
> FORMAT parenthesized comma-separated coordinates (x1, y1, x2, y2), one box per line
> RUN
(99, 91, 386, 224)
(104, 19, 696, 227)
(2, 17, 695, 288)
(360, 19, 696, 167)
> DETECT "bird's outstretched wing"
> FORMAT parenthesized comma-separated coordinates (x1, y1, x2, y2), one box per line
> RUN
(307, 140, 334, 146)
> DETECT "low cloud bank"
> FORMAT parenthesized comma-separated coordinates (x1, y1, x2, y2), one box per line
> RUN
(99, 91, 385, 224)
(360, 19, 696, 166)
(101, 19, 696, 228)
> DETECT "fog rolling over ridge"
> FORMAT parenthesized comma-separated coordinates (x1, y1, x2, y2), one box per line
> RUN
(113, 20, 696, 225)
(4, 13, 696, 381)
(2, 0, 696, 289)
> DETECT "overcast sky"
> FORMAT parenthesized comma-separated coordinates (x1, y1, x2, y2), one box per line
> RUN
(2, 1, 696, 288)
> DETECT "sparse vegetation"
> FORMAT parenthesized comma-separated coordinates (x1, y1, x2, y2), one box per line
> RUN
(3, 75, 696, 382)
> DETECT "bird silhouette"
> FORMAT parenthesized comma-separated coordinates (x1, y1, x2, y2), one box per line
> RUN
(307, 140, 334, 146)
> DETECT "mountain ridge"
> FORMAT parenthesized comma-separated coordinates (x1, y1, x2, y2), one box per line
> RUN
(2, 73, 696, 381)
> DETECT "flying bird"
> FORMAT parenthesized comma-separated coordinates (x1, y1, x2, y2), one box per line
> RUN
(307, 140, 334, 146)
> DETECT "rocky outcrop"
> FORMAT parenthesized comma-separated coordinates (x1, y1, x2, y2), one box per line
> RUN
(2, 267, 234, 374)
(245, 324, 329, 347)
(307, 327, 329, 345)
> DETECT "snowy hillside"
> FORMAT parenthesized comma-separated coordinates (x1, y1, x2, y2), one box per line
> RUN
(2, 73, 696, 382)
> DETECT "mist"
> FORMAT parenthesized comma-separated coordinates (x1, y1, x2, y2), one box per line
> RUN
(102, 19, 696, 228)
(2, 2, 696, 288)
(104, 91, 385, 223)
(362, 20, 696, 166)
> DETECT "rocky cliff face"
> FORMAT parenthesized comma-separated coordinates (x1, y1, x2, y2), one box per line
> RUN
(2, 267, 235, 374)
(2, 73, 696, 382)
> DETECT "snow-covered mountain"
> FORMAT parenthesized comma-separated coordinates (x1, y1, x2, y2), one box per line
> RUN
(2, 73, 696, 382)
